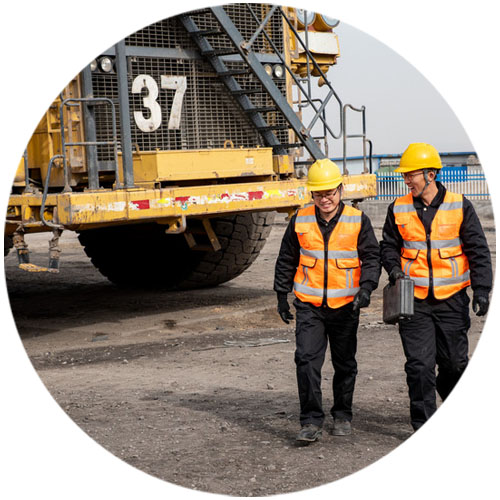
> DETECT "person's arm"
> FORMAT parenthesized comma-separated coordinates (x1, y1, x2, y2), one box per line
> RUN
(274, 215, 300, 323)
(357, 213, 381, 293)
(273, 214, 300, 295)
(380, 201, 404, 278)
(460, 197, 492, 296)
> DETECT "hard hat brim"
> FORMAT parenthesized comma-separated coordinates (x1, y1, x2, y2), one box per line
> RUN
(307, 178, 343, 191)
(394, 164, 442, 173)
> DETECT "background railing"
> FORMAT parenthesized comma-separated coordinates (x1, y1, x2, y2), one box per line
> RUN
(375, 167, 490, 200)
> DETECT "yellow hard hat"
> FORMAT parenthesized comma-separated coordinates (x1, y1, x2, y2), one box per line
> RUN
(395, 143, 442, 173)
(306, 159, 343, 191)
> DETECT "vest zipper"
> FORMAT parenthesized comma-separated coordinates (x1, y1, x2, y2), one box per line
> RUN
(323, 234, 328, 306)
(426, 231, 433, 293)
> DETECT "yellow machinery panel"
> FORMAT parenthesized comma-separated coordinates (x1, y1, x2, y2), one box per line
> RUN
(299, 173, 377, 204)
(6, 173, 376, 233)
(124, 147, 276, 184)
(342, 174, 377, 200)
(57, 179, 308, 226)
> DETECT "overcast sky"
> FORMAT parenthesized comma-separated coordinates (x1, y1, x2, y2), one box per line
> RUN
(325, 21, 474, 157)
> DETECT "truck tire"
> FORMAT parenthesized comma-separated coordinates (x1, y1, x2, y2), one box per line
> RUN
(4, 235, 13, 257)
(77, 211, 275, 289)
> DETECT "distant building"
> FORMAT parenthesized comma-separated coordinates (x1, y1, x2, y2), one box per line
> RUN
(331, 151, 481, 175)
(365, 152, 489, 201)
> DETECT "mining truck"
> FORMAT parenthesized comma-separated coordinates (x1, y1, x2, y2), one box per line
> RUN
(5, 4, 376, 288)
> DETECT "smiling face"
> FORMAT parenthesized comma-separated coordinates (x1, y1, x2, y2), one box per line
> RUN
(402, 169, 427, 197)
(311, 186, 342, 220)
(401, 168, 439, 205)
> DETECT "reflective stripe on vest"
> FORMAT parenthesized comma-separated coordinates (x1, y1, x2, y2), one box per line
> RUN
(394, 191, 470, 299)
(293, 204, 362, 309)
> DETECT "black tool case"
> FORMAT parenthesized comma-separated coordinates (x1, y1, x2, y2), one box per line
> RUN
(383, 278, 415, 324)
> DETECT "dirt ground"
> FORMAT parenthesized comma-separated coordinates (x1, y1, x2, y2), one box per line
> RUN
(4, 210, 496, 496)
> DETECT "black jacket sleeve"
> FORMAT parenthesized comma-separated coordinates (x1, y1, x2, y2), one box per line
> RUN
(358, 212, 381, 293)
(460, 197, 492, 296)
(273, 214, 300, 294)
(379, 201, 403, 275)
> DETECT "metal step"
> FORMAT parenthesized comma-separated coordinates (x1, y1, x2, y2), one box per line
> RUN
(201, 48, 240, 57)
(277, 143, 304, 149)
(230, 88, 261, 96)
(244, 106, 277, 114)
(209, 6, 326, 160)
(191, 29, 224, 37)
(179, 12, 288, 156)
(257, 124, 290, 131)
(217, 69, 251, 77)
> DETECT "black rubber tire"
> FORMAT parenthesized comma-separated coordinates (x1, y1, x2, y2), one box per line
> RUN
(77, 211, 275, 289)
(4, 235, 13, 257)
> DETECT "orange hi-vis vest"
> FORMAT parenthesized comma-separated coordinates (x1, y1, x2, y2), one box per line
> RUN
(293, 204, 362, 309)
(394, 191, 470, 300)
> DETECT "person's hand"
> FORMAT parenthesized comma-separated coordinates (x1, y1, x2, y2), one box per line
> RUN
(472, 294, 489, 317)
(353, 288, 371, 311)
(389, 267, 405, 285)
(277, 293, 294, 324)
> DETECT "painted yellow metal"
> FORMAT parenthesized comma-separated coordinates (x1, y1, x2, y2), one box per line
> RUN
(342, 174, 377, 200)
(14, 157, 25, 185)
(7, 179, 308, 230)
(6, 13, 377, 240)
(58, 179, 308, 226)
(6, 192, 61, 234)
(288, 9, 340, 80)
(272, 154, 294, 174)
(6, 173, 376, 232)
(294, 173, 377, 205)
(124, 147, 276, 184)
(18, 78, 86, 190)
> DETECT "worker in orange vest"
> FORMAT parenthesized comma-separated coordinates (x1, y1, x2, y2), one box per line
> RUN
(380, 143, 492, 431)
(274, 159, 381, 443)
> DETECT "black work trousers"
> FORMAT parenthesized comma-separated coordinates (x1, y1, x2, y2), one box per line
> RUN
(398, 290, 471, 430)
(294, 298, 360, 427)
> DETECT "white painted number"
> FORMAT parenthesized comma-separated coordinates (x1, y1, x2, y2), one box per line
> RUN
(161, 76, 187, 130)
(131, 74, 187, 132)
(132, 75, 162, 132)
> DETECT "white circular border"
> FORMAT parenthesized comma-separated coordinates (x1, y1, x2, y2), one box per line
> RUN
(1, 1, 498, 499)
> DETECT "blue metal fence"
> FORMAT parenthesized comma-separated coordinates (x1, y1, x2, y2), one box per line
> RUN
(375, 167, 490, 200)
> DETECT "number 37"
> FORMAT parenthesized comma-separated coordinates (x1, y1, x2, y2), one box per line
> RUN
(132, 74, 187, 132)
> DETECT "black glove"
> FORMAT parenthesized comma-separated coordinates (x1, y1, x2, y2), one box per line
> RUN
(389, 267, 405, 285)
(352, 288, 371, 311)
(277, 293, 294, 324)
(472, 294, 489, 317)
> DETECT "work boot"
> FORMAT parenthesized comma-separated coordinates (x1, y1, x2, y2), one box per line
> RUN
(332, 419, 351, 436)
(296, 424, 322, 443)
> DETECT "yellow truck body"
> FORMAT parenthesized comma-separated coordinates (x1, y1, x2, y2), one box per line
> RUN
(5, 4, 376, 287)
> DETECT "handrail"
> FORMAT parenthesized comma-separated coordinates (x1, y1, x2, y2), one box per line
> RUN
(343, 104, 372, 175)
(366, 138, 373, 173)
(198, 5, 373, 165)
(277, 7, 343, 138)
(40, 155, 64, 229)
(241, 5, 278, 51)
(59, 97, 121, 191)
(22, 149, 34, 194)
(246, 4, 343, 144)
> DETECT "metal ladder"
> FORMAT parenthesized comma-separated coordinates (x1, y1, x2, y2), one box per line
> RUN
(40, 97, 121, 229)
(343, 104, 373, 174)
(180, 5, 372, 170)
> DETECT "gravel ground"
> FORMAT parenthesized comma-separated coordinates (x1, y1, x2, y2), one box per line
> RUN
(4, 209, 496, 496)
